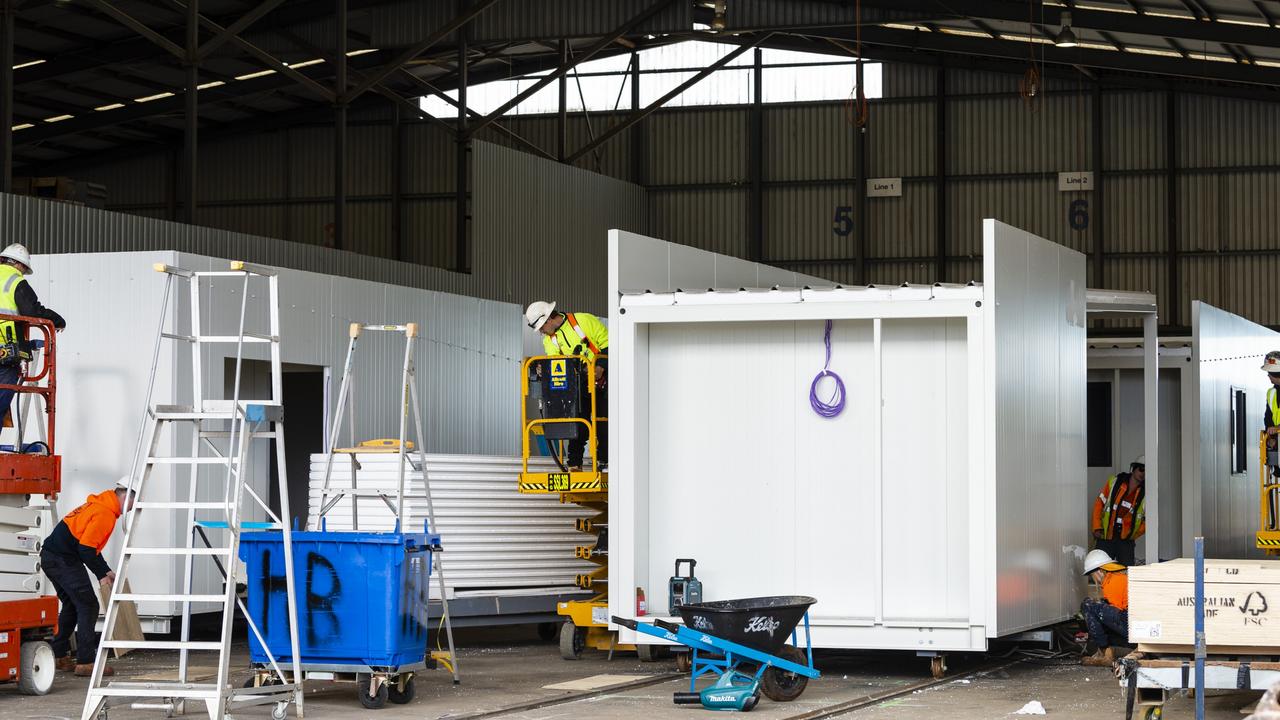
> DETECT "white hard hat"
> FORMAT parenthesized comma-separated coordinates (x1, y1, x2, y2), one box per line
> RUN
(1264, 351, 1280, 373)
(0, 244, 32, 273)
(1083, 548, 1120, 575)
(524, 301, 556, 331)
(1133, 455, 1146, 467)
(114, 476, 133, 492)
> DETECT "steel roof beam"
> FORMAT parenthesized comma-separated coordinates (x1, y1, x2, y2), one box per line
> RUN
(469, 0, 677, 135)
(343, 0, 502, 103)
(196, 0, 287, 60)
(77, 0, 186, 59)
(855, 0, 1280, 51)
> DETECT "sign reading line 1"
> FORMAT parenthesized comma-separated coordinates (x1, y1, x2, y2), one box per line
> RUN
(866, 177, 902, 197)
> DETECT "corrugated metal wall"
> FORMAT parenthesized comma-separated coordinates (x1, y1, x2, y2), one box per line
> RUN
(26, 60, 1280, 329)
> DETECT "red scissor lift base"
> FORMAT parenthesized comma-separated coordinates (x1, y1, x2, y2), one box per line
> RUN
(0, 317, 61, 695)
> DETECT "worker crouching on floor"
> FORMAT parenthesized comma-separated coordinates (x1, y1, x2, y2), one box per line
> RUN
(40, 477, 137, 676)
(525, 300, 609, 471)
(1091, 455, 1146, 566)
(1080, 549, 1128, 667)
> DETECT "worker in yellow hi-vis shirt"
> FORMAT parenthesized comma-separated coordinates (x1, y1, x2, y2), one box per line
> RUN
(525, 301, 609, 471)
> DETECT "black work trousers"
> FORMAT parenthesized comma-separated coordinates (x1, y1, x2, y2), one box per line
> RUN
(40, 549, 101, 664)
(567, 358, 607, 467)
(1096, 537, 1136, 567)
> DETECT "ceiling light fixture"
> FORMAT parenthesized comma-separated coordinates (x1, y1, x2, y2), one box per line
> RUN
(12, 123, 34, 131)
(94, 103, 125, 111)
(710, 0, 726, 31)
(1054, 11, 1079, 48)
(13, 59, 46, 70)
(42, 114, 73, 123)
(134, 92, 175, 102)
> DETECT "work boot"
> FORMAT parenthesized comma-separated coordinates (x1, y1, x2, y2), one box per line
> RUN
(55, 656, 76, 672)
(1081, 647, 1116, 667)
(75, 664, 114, 677)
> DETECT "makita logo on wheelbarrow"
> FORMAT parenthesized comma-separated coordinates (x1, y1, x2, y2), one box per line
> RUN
(744, 616, 782, 636)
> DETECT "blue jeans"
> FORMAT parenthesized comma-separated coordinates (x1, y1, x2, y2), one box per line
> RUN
(0, 363, 19, 426)
(1082, 597, 1128, 650)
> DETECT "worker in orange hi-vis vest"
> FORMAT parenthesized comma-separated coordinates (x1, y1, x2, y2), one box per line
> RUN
(525, 300, 609, 472)
(1091, 456, 1146, 567)
(39, 478, 136, 677)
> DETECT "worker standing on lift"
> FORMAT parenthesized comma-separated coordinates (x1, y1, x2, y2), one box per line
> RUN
(1091, 456, 1146, 567)
(525, 300, 609, 471)
(1263, 351, 1280, 445)
(0, 243, 66, 425)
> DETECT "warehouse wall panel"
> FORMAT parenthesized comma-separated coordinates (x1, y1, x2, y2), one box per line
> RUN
(868, 100, 935, 179)
(1103, 175, 1166, 254)
(948, 178, 1087, 256)
(648, 188, 748, 258)
(648, 109, 748, 185)
(865, 260, 936, 286)
(762, 184, 855, 262)
(883, 63, 937, 99)
(71, 151, 169, 207)
(763, 104, 855, 182)
(949, 92, 1091, 176)
(1104, 92, 1165, 171)
(1181, 94, 1280, 169)
(869, 181, 936, 259)
(1179, 171, 1280, 253)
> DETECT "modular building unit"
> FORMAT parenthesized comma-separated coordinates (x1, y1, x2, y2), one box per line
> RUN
(21, 251, 522, 630)
(607, 220, 1089, 652)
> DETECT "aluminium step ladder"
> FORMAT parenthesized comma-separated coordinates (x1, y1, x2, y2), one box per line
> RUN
(312, 322, 460, 684)
(82, 261, 304, 720)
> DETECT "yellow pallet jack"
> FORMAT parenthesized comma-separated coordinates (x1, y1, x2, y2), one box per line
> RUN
(519, 353, 650, 660)
(1259, 430, 1280, 554)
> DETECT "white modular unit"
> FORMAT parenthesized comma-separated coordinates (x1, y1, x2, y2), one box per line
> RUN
(607, 220, 1088, 652)
(22, 251, 522, 624)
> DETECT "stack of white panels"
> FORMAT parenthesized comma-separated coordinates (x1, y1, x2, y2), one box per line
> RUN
(0, 497, 45, 601)
(308, 454, 595, 595)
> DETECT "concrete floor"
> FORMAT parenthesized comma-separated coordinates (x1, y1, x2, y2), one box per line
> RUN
(0, 627, 1261, 719)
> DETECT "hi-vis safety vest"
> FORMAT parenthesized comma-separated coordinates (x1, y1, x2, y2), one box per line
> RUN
(1095, 474, 1146, 541)
(544, 313, 605, 361)
(1269, 387, 1280, 426)
(0, 264, 24, 344)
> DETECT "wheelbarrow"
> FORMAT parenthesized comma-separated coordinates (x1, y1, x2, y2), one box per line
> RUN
(614, 595, 820, 712)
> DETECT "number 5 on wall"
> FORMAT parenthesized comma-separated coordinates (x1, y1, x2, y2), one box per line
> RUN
(833, 206, 854, 237)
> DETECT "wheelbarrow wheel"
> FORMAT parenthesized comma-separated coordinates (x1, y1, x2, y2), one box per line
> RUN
(387, 676, 415, 704)
(358, 676, 389, 710)
(560, 621, 586, 660)
(760, 645, 809, 702)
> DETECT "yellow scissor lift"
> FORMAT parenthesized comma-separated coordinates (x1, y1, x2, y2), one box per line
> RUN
(520, 353, 644, 660)
(1259, 431, 1280, 554)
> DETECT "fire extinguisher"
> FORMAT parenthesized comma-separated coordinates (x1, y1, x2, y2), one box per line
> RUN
(636, 587, 647, 617)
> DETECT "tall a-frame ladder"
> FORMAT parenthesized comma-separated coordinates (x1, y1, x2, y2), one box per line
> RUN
(82, 261, 304, 720)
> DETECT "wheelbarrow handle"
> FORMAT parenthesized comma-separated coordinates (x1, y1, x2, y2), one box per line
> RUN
(654, 618, 681, 634)
(611, 616, 639, 630)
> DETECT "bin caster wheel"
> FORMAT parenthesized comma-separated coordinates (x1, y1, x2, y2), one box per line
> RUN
(388, 676, 415, 704)
(761, 646, 809, 702)
(637, 644, 663, 662)
(675, 652, 692, 673)
(930, 656, 947, 680)
(560, 621, 586, 660)
(18, 640, 55, 695)
(272, 703, 288, 720)
(358, 676, 389, 710)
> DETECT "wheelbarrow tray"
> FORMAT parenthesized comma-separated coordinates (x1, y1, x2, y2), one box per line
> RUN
(675, 596, 816, 656)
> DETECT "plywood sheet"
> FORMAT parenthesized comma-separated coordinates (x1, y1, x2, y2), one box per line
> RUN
(98, 578, 144, 658)
(1129, 559, 1280, 648)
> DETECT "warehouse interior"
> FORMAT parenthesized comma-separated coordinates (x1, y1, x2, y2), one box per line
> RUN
(5, 0, 1280, 718)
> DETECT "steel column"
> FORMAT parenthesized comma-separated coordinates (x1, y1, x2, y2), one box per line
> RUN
(557, 38, 567, 162)
(1143, 311, 1160, 564)
(854, 59, 868, 285)
(1092, 82, 1105, 287)
(749, 48, 764, 262)
(934, 64, 946, 281)
(333, 0, 347, 250)
(392, 99, 403, 261)
(182, 0, 198, 224)
(629, 52, 644, 186)
(455, 0, 470, 272)
(1166, 90, 1179, 328)
(0, 0, 13, 194)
